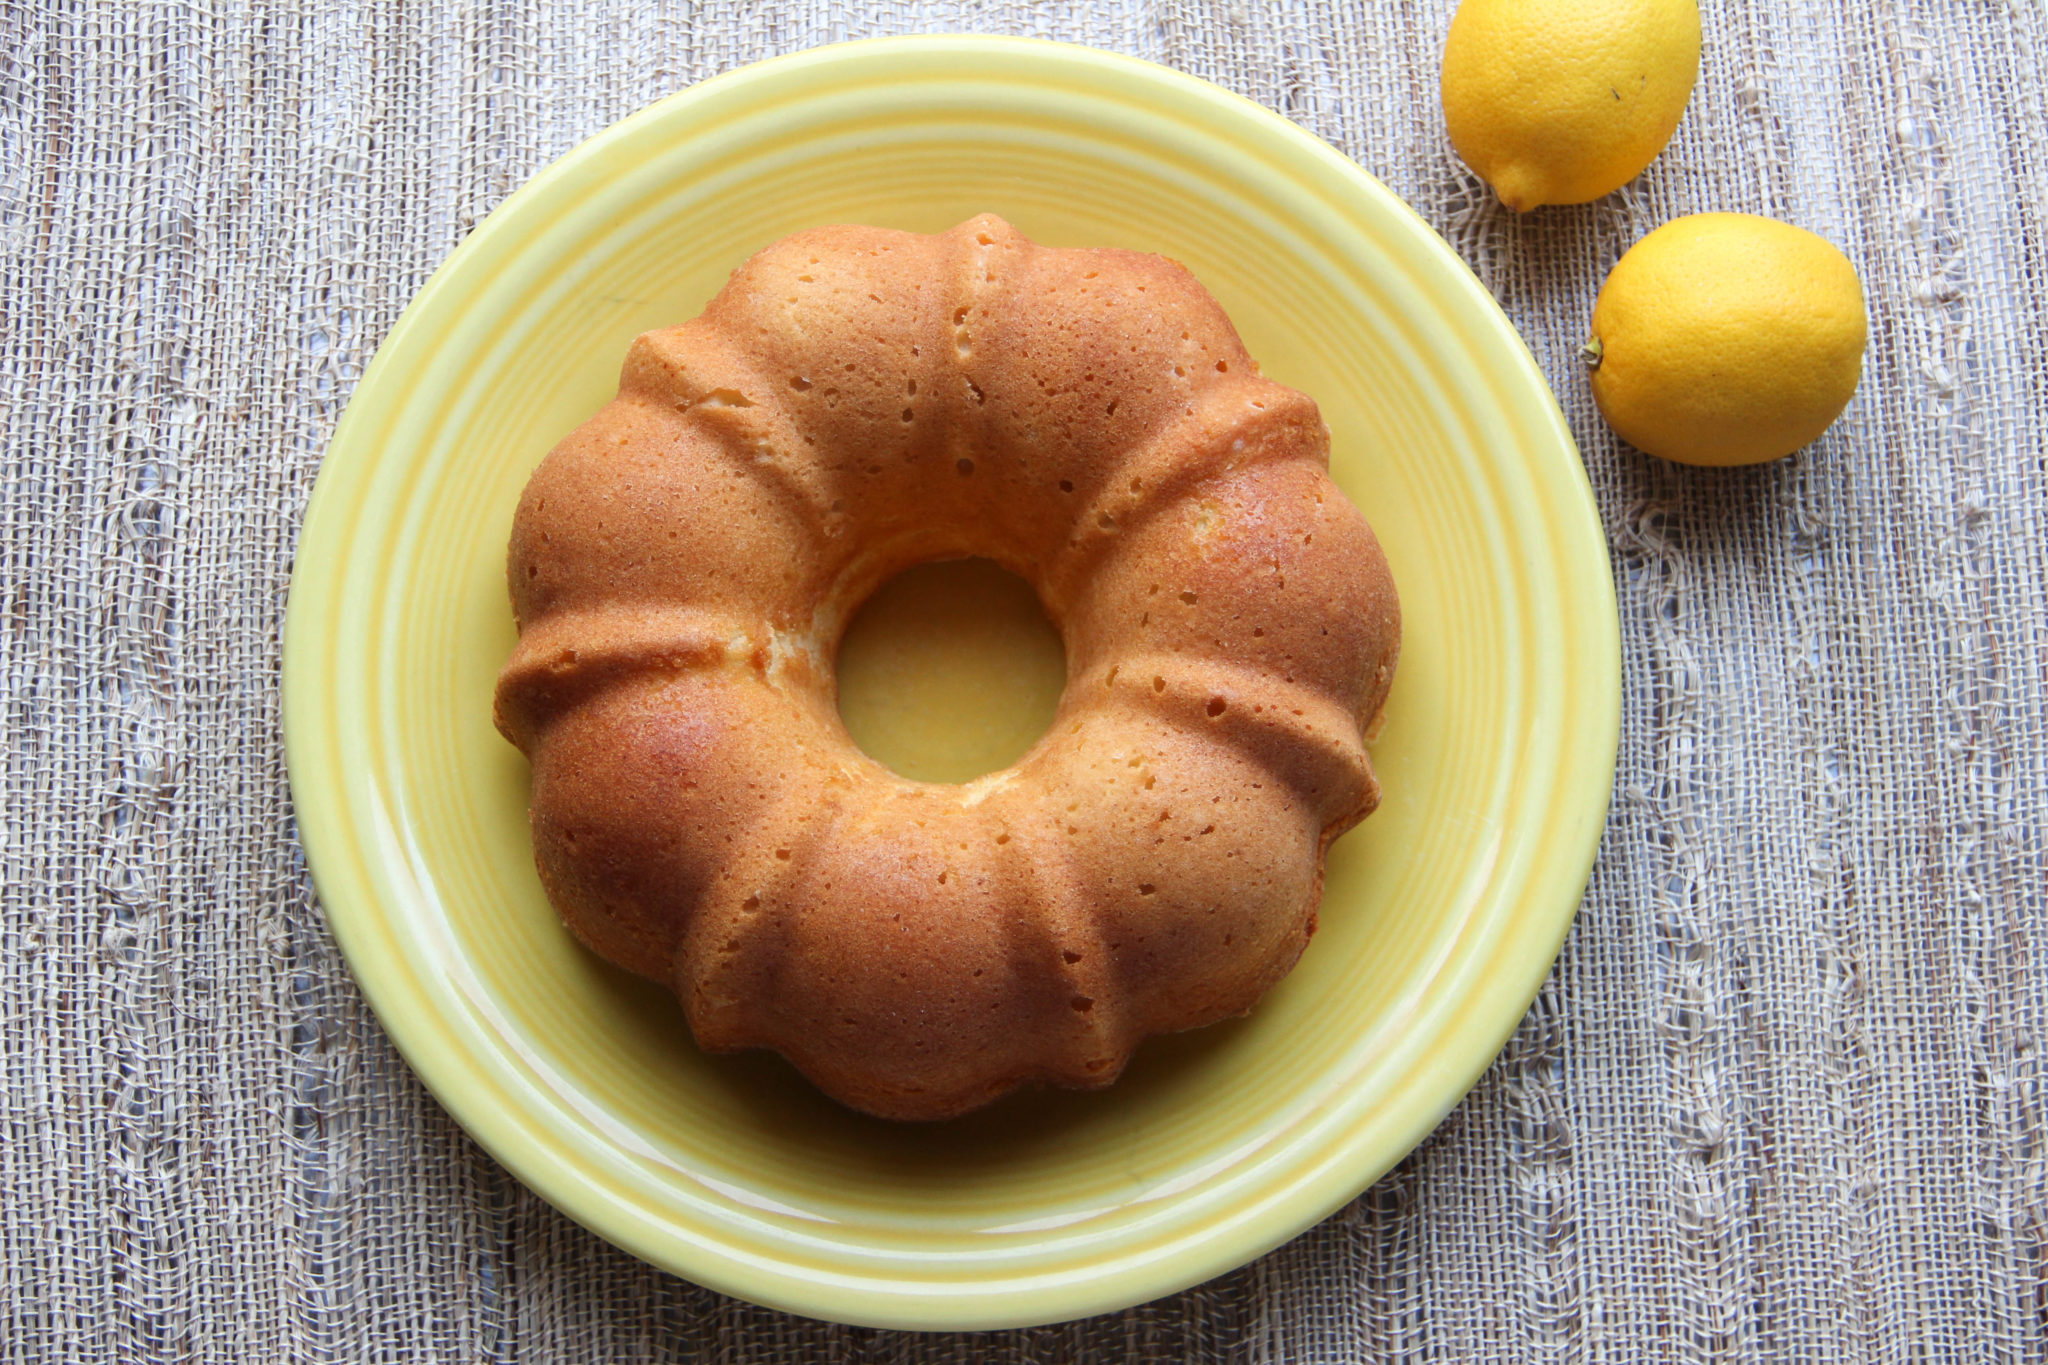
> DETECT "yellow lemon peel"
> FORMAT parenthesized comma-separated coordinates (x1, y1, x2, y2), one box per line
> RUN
(1586, 213, 1868, 467)
(1442, 0, 1702, 212)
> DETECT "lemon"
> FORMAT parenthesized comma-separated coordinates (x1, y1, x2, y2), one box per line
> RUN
(1584, 213, 1867, 467)
(1441, 0, 1701, 212)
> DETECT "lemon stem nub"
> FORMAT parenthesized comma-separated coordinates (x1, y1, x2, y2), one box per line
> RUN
(1580, 336, 1604, 369)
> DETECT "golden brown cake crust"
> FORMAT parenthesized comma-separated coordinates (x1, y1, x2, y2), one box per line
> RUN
(494, 215, 1400, 1120)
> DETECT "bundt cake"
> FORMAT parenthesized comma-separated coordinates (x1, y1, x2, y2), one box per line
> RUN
(493, 215, 1400, 1121)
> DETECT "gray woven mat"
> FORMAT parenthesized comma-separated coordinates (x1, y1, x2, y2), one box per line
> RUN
(5, 1, 2047, 1359)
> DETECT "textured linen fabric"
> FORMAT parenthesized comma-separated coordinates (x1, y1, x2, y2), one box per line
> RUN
(4, 1, 2046, 1359)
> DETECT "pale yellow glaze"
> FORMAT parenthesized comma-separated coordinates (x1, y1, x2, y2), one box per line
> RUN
(283, 36, 1618, 1332)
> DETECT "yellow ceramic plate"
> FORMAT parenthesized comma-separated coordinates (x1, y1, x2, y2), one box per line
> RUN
(284, 36, 1618, 1330)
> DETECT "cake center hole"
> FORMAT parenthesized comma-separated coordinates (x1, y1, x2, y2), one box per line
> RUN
(836, 557, 1066, 784)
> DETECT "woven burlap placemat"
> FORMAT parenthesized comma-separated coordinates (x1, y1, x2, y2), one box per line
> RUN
(4, 1, 2046, 1358)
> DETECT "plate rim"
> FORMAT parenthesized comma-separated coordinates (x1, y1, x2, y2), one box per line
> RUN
(283, 33, 1619, 1330)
